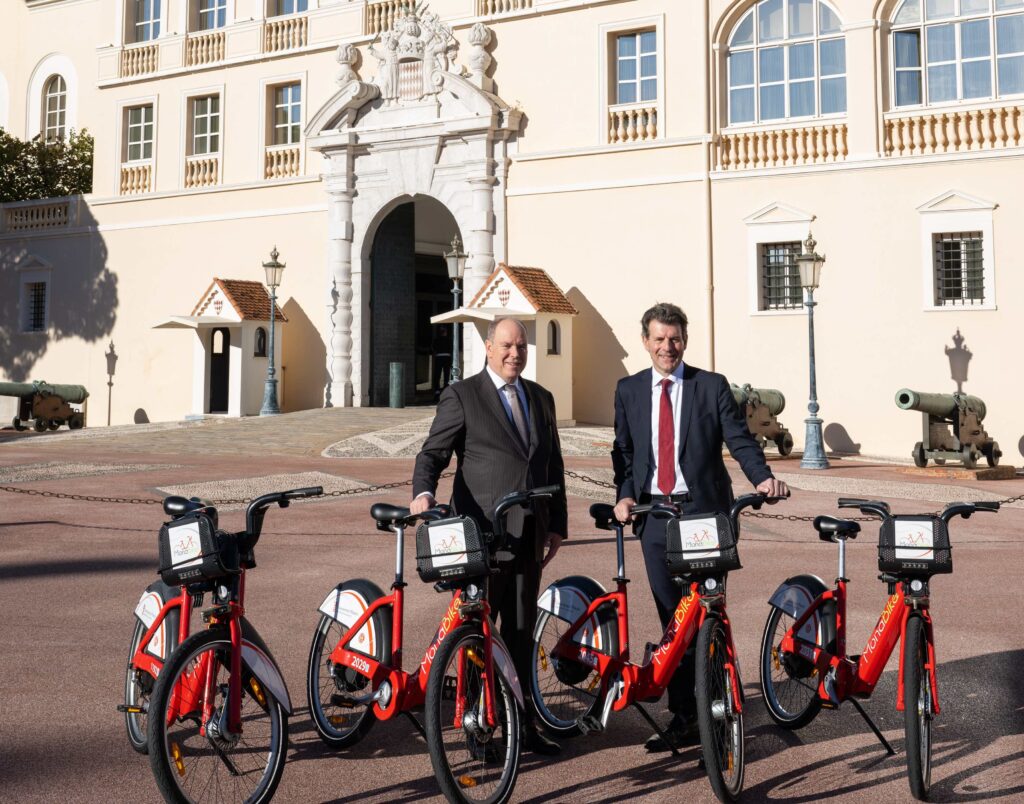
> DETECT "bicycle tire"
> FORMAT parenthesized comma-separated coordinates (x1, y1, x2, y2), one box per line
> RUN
(124, 619, 153, 754)
(424, 624, 521, 804)
(903, 615, 932, 800)
(696, 616, 745, 802)
(147, 628, 287, 804)
(306, 578, 391, 749)
(759, 605, 822, 729)
(529, 609, 602, 736)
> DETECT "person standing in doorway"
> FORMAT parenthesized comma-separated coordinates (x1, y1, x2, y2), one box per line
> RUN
(612, 302, 789, 751)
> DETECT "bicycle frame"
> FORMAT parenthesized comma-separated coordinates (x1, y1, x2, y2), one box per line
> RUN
(131, 588, 193, 683)
(778, 580, 939, 714)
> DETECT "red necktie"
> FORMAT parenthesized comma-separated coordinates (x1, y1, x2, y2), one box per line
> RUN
(658, 378, 675, 495)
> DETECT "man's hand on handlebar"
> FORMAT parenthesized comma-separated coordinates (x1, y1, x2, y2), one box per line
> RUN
(756, 477, 790, 498)
(410, 493, 435, 516)
(613, 497, 636, 524)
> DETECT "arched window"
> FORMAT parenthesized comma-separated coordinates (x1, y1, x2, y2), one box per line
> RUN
(547, 320, 561, 355)
(726, 0, 847, 124)
(891, 0, 1024, 108)
(43, 75, 67, 142)
(254, 327, 267, 357)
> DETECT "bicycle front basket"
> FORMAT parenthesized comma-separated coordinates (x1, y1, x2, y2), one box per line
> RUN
(878, 515, 952, 577)
(665, 512, 741, 576)
(158, 512, 238, 586)
(415, 516, 489, 583)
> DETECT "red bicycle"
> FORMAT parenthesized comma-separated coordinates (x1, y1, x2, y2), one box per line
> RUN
(143, 486, 322, 804)
(531, 493, 782, 803)
(306, 486, 557, 804)
(759, 497, 999, 800)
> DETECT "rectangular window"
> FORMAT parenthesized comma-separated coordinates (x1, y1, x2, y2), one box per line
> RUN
(895, 29, 924, 105)
(192, 96, 220, 155)
(134, 0, 161, 42)
(24, 281, 48, 332)
(272, 84, 301, 145)
(198, 0, 226, 30)
(759, 242, 804, 310)
(276, 0, 308, 14)
(615, 31, 657, 104)
(934, 232, 984, 305)
(126, 105, 154, 161)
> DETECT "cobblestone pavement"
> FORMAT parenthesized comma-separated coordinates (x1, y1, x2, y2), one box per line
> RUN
(1, 408, 1022, 803)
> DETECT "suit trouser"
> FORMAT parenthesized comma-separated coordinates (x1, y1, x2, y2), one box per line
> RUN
(488, 529, 542, 728)
(638, 507, 697, 718)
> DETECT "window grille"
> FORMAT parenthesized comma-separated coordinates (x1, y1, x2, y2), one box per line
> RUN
(934, 231, 984, 305)
(272, 84, 302, 145)
(192, 96, 220, 155)
(127, 105, 154, 161)
(43, 76, 67, 142)
(135, 0, 161, 41)
(616, 31, 657, 104)
(25, 282, 47, 332)
(759, 242, 804, 310)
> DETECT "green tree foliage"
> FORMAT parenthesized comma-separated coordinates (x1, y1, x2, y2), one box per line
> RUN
(0, 128, 94, 202)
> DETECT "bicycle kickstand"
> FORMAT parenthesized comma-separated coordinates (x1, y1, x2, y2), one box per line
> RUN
(849, 698, 896, 755)
(631, 704, 683, 759)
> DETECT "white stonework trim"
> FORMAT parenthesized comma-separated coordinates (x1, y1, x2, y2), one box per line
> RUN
(745, 214, 815, 317)
(25, 53, 79, 140)
(916, 190, 998, 213)
(179, 82, 226, 186)
(918, 202, 997, 312)
(510, 135, 709, 162)
(506, 172, 704, 197)
(743, 202, 816, 225)
(597, 15, 666, 145)
(89, 175, 321, 205)
(0, 70, 9, 131)
(114, 93, 160, 189)
(258, 70, 307, 179)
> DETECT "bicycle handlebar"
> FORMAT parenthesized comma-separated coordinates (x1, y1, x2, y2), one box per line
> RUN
(838, 497, 891, 520)
(491, 485, 561, 538)
(940, 500, 1000, 523)
(244, 486, 324, 542)
(590, 492, 788, 535)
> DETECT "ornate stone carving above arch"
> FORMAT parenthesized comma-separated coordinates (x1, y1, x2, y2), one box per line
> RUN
(306, 8, 521, 407)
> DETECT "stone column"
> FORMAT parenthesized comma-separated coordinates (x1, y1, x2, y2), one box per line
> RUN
(326, 172, 355, 407)
(462, 175, 497, 372)
(843, 19, 883, 158)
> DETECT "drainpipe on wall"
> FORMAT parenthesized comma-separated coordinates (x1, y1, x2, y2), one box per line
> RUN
(702, 0, 716, 371)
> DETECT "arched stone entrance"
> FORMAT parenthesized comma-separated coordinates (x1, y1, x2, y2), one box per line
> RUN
(305, 12, 520, 407)
(366, 195, 460, 406)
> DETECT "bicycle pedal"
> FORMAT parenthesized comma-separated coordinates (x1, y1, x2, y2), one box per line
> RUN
(330, 694, 357, 709)
(117, 704, 147, 714)
(576, 715, 603, 735)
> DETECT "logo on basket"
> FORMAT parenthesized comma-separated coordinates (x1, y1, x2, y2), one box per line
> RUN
(169, 521, 203, 566)
(429, 522, 468, 568)
(678, 517, 721, 560)
(894, 521, 935, 561)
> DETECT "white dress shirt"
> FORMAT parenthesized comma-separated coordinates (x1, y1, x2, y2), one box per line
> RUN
(645, 363, 689, 495)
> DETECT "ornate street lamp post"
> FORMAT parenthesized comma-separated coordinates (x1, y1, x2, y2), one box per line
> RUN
(444, 235, 467, 384)
(796, 232, 829, 469)
(259, 247, 286, 416)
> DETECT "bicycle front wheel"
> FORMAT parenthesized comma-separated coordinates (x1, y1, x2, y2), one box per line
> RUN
(147, 628, 287, 804)
(424, 624, 521, 804)
(530, 609, 601, 736)
(759, 605, 822, 729)
(125, 619, 153, 754)
(903, 615, 932, 800)
(696, 616, 744, 803)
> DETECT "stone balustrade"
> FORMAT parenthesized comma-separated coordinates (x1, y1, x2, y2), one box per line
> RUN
(265, 15, 308, 53)
(264, 145, 302, 179)
(186, 31, 225, 67)
(1, 199, 72, 233)
(718, 122, 848, 170)
(884, 105, 1023, 157)
(120, 42, 159, 78)
(365, 0, 404, 36)
(608, 104, 659, 144)
(184, 155, 220, 188)
(120, 162, 153, 195)
(477, 0, 532, 14)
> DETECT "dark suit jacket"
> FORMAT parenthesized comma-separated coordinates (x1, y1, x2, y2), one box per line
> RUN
(612, 364, 773, 516)
(413, 369, 568, 561)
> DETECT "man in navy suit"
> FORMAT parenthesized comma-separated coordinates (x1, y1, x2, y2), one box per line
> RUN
(612, 302, 789, 751)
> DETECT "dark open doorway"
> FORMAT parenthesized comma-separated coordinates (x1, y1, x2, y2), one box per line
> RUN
(368, 198, 460, 406)
(209, 327, 230, 413)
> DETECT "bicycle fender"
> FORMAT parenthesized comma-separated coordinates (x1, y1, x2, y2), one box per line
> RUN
(133, 579, 180, 660)
(490, 638, 525, 711)
(536, 575, 616, 654)
(242, 639, 292, 715)
(767, 574, 829, 645)
(318, 583, 379, 654)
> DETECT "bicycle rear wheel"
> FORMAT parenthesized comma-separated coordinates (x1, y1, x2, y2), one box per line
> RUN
(125, 619, 154, 754)
(530, 610, 601, 736)
(903, 615, 932, 800)
(424, 624, 521, 804)
(759, 606, 822, 729)
(696, 616, 744, 802)
(148, 628, 287, 804)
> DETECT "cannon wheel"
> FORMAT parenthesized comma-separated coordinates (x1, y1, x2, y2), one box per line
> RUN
(983, 442, 1001, 468)
(776, 432, 794, 457)
(48, 419, 62, 431)
(33, 418, 48, 433)
(12, 416, 27, 432)
(913, 442, 928, 468)
(961, 447, 978, 470)
(69, 412, 84, 430)
(934, 457, 946, 465)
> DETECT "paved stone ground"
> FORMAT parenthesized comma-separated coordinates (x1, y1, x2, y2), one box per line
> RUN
(1, 408, 1022, 803)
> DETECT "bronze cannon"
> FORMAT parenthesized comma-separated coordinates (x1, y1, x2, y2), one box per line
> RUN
(1, 381, 88, 432)
(895, 388, 1000, 469)
(731, 383, 793, 457)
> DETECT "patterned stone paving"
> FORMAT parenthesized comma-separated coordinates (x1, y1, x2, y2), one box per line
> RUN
(157, 471, 377, 510)
(0, 461, 181, 484)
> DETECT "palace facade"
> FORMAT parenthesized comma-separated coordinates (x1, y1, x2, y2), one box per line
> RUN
(1, 0, 1022, 461)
